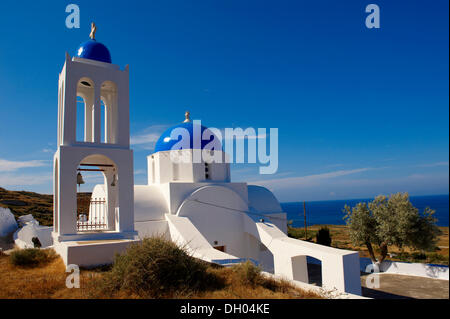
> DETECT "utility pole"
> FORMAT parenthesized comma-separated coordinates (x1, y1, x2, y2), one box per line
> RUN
(303, 201, 307, 240)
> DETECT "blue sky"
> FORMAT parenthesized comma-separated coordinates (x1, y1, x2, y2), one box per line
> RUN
(0, 0, 448, 201)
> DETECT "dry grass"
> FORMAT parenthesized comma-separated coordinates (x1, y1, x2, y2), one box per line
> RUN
(0, 253, 322, 299)
(9, 248, 57, 267)
(0, 252, 97, 298)
(95, 237, 224, 298)
(194, 266, 320, 299)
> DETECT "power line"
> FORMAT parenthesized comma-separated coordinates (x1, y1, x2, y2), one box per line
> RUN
(185, 199, 346, 225)
(186, 199, 288, 222)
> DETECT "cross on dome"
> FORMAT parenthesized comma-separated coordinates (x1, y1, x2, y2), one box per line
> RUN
(89, 22, 97, 40)
(184, 111, 191, 123)
(76, 22, 112, 63)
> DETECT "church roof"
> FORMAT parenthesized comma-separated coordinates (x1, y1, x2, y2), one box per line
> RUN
(76, 23, 111, 63)
(76, 39, 111, 64)
(154, 115, 222, 153)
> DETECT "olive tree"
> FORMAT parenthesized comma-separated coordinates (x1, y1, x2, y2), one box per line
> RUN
(343, 192, 441, 264)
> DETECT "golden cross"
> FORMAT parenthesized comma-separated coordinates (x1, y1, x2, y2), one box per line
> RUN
(89, 22, 97, 40)
(184, 111, 191, 122)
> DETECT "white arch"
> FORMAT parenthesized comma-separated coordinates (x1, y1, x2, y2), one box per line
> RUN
(77, 154, 118, 232)
(176, 185, 249, 257)
(247, 185, 282, 213)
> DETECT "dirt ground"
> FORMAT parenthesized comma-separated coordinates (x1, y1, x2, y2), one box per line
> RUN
(360, 273, 449, 299)
(307, 263, 448, 299)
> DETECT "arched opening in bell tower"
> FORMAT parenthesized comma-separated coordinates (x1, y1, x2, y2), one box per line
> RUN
(76, 77, 95, 142)
(76, 96, 86, 141)
(100, 81, 118, 144)
(76, 154, 119, 233)
(100, 99, 106, 143)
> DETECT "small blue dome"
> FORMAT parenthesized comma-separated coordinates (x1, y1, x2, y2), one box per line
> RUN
(76, 40, 111, 63)
(154, 122, 222, 153)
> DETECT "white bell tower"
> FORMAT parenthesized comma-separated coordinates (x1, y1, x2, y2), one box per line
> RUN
(52, 24, 137, 267)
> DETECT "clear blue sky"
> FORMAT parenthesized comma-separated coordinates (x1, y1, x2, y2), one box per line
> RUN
(0, 0, 448, 201)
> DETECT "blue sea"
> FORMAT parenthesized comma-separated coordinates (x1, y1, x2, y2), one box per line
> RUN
(281, 194, 449, 227)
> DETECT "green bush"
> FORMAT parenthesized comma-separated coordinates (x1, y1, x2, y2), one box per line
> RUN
(426, 252, 449, 265)
(389, 251, 448, 266)
(9, 248, 56, 267)
(315, 227, 332, 246)
(100, 236, 222, 297)
(32, 237, 42, 248)
(411, 252, 426, 260)
(287, 227, 316, 241)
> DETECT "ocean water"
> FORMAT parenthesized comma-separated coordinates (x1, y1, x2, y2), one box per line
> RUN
(281, 194, 449, 227)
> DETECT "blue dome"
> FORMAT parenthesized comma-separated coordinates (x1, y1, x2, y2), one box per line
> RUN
(154, 122, 222, 153)
(76, 40, 111, 63)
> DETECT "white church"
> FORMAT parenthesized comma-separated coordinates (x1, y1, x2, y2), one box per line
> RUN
(47, 25, 362, 295)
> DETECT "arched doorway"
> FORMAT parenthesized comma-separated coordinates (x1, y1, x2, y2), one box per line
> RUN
(306, 256, 323, 286)
(176, 185, 248, 258)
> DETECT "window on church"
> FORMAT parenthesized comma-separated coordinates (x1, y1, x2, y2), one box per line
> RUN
(173, 162, 179, 181)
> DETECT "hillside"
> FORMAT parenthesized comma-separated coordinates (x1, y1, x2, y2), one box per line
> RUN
(0, 187, 91, 226)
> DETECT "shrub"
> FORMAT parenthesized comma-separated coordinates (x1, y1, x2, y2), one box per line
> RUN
(315, 227, 332, 246)
(426, 252, 449, 265)
(9, 248, 56, 267)
(343, 193, 441, 263)
(411, 252, 426, 260)
(287, 227, 316, 241)
(32, 237, 42, 248)
(231, 260, 262, 287)
(100, 236, 222, 297)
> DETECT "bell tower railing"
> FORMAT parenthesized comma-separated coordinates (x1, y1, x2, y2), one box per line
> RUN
(77, 198, 108, 232)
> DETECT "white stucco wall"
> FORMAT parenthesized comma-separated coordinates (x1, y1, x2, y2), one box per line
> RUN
(148, 150, 230, 184)
(167, 182, 248, 215)
(134, 185, 168, 222)
(176, 185, 255, 258)
(360, 257, 449, 280)
(0, 207, 17, 237)
(14, 224, 53, 249)
(134, 220, 170, 240)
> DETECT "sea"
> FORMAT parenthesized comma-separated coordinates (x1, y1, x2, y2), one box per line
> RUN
(281, 194, 449, 227)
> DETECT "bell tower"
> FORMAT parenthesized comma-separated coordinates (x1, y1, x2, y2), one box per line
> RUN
(53, 24, 137, 266)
